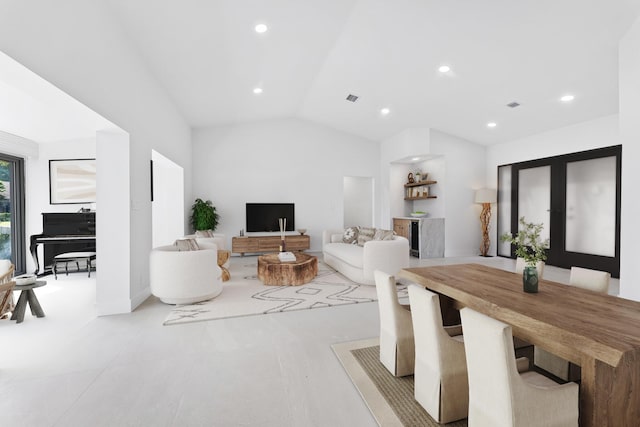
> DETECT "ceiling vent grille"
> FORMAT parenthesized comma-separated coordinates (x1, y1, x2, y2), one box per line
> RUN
(507, 101, 521, 108)
(346, 94, 359, 102)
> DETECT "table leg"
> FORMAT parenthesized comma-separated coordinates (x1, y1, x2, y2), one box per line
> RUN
(26, 290, 45, 318)
(10, 290, 28, 323)
(580, 353, 640, 426)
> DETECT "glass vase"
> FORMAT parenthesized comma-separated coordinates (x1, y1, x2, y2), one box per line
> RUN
(523, 266, 539, 293)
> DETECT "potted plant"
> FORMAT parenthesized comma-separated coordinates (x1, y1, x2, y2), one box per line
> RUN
(190, 198, 220, 232)
(500, 217, 549, 293)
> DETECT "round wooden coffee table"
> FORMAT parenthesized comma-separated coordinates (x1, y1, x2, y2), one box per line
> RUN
(257, 253, 318, 286)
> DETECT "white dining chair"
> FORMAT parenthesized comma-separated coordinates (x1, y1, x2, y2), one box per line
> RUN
(374, 270, 414, 377)
(569, 266, 611, 293)
(461, 307, 579, 427)
(408, 284, 468, 423)
(535, 266, 611, 381)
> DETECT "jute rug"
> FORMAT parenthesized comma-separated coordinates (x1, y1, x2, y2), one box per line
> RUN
(164, 258, 408, 326)
(332, 338, 468, 427)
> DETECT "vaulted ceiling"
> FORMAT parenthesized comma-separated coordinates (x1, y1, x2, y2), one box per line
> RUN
(3, 1, 639, 145)
(105, 0, 640, 145)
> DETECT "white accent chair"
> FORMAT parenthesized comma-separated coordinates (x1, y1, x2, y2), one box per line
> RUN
(150, 244, 223, 304)
(374, 270, 414, 377)
(461, 307, 579, 427)
(535, 266, 611, 380)
(515, 257, 545, 278)
(407, 284, 468, 423)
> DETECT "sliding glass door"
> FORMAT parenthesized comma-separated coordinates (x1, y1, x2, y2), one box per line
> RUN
(498, 145, 621, 277)
(0, 154, 25, 274)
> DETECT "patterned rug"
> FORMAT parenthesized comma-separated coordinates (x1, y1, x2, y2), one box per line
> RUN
(163, 257, 408, 326)
(332, 338, 468, 427)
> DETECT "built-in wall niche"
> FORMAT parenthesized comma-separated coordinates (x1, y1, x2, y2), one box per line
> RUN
(403, 157, 445, 218)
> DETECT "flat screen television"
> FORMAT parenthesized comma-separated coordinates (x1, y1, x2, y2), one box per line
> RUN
(246, 203, 295, 232)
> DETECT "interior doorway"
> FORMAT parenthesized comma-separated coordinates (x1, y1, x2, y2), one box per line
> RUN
(151, 150, 184, 248)
(343, 176, 374, 228)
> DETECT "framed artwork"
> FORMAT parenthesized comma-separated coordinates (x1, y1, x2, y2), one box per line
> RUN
(49, 158, 96, 204)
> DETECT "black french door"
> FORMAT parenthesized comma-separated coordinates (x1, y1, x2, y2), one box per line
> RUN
(498, 145, 621, 277)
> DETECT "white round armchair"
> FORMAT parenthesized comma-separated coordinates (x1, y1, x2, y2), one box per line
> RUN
(150, 244, 223, 304)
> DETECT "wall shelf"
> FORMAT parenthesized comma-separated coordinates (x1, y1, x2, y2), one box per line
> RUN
(405, 196, 437, 201)
(404, 180, 437, 200)
(404, 180, 437, 188)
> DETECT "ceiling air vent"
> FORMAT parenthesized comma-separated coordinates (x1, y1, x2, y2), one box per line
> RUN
(346, 94, 359, 103)
(507, 101, 521, 108)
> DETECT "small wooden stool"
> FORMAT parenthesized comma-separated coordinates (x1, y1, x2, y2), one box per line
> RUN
(53, 251, 96, 279)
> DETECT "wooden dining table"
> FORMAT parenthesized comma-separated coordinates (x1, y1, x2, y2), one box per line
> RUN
(399, 263, 640, 427)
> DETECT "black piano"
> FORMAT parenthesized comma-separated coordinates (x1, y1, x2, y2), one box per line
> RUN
(30, 212, 96, 276)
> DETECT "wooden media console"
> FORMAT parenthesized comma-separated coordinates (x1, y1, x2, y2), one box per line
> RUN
(232, 235, 310, 255)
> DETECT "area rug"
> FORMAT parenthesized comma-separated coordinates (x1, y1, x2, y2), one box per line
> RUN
(332, 338, 468, 427)
(163, 258, 408, 326)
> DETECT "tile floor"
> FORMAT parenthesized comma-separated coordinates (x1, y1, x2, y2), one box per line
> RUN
(0, 255, 619, 426)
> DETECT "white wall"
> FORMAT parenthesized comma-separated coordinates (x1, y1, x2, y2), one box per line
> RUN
(343, 176, 373, 228)
(0, 1, 192, 314)
(192, 118, 379, 252)
(25, 138, 96, 273)
(151, 150, 184, 248)
(619, 16, 640, 301)
(430, 130, 486, 257)
(485, 115, 621, 257)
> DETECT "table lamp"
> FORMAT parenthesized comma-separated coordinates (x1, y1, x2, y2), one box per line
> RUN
(475, 188, 497, 257)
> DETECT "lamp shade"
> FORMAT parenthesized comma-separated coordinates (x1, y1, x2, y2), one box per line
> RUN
(475, 188, 497, 204)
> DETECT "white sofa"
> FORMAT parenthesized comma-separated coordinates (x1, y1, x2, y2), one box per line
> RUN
(150, 244, 223, 304)
(322, 229, 410, 285)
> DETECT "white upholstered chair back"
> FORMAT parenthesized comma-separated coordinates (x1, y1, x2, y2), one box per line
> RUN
(514, 257, 545, 278)
(408, 284, 468, 423)
(461, 307, 579, 427)
(374, 270, 414, 377)
(569, 266, 610, 294)
(535, 266, 611, 380)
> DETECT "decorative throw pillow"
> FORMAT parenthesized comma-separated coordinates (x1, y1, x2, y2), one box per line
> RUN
(174, 238, 200, 251)
(373, 229, 395, 241)
(195, 229, 215, 238)
(357, 227, 376, 246)
(343, 226, 359, 244)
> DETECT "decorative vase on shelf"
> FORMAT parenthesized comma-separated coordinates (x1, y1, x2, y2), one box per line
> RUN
(523, 266, 539, 293)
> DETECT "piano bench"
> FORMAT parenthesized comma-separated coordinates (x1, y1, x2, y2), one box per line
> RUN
(53, 252, 96, 279)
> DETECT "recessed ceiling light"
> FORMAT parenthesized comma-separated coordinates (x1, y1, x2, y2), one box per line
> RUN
(380, 108, 391, 115)
(253, 87, 263, 94)
(255, 23, 268, 33)
(412, 157, 421, 161)
(487, 122, 497, 128)
(560, 94, 575, 102)
(438, 65, 451, 73)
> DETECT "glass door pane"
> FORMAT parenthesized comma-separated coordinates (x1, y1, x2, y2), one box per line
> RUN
(565, 156, 616, 257)
(518, 166, 551, 242)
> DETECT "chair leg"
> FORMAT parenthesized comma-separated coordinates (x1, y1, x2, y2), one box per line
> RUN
(53, 263, 58, 280)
